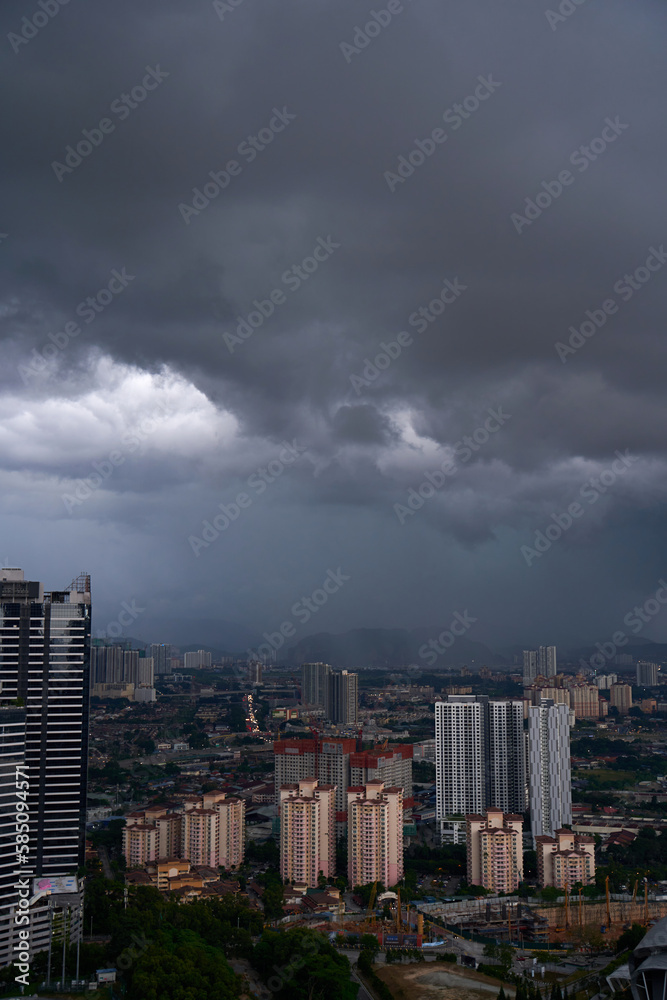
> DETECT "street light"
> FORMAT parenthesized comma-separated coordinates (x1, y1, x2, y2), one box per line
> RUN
(46, 902, 53, 988)
(61, 903, 69, 989)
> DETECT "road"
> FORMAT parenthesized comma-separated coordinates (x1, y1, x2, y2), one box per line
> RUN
(230, 958, 272, 999)
(350, 967, 376, 1000)
(98, 844, 114, 880)
(120, 742, 275, 768)
(246, 692, 260, 733)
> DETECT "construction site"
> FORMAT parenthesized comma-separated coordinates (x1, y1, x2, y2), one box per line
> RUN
(415, 879, 667, 947)
(290, 874, 667, 959)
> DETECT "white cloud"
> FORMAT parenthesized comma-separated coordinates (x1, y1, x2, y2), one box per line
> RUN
(0, 353, 238, 471)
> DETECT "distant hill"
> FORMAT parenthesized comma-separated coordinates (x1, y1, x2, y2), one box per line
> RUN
(571, 638, 667, 667)
(283, 627, 504, 669)
(112, 618, 260, 657)
(97, 622, 667, 669)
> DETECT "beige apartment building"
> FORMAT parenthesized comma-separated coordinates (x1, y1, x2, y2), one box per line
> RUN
(536, 828, 595, 888)
(123, 820, 158, 867)
(182, 792, 245, 870)
(347, 780, 404, 889)
(279, 778, 335, 887)
(567, 683, 602, 719)
(610, 682, 633, 715)
(123, 792, 244, 870)
(466, 808, 523, 893)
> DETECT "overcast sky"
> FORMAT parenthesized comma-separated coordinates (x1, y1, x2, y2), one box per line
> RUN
(1, 0, 666, 652)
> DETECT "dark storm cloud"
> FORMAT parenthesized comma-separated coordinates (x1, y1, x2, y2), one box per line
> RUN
(1, 0, 666, 645)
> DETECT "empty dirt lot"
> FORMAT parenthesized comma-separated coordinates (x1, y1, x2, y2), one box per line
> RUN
(375, 962, 512, 1000)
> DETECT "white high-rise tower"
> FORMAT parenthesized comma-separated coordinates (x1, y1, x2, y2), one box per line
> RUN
(527, 699, 571, 844)
(436, 695, 527, 843)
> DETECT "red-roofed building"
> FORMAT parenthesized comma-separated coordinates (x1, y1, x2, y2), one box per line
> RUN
(466, 808, 523, 893)
(537, 829, 595, 888)
(605, 830, 636, 848)
(350, 745, 413, 811)
(274, 736, 357, 831)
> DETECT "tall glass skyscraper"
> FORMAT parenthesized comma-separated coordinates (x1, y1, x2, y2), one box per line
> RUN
(0, 569, 91, 876)
(326, 670, 358, 724)
(301, 662, 331, 707)
(0, 706, 27, 966)
(149, 643, 173, 676)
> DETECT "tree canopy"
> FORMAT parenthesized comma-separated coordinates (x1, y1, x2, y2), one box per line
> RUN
(253, 929, 358, 1000)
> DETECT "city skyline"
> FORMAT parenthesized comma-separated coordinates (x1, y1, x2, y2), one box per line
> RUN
(2, 0, 665, 990)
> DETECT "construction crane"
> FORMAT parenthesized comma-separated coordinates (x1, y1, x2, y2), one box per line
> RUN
(605, 876, 612, 929)
(365, 882, 378, 926)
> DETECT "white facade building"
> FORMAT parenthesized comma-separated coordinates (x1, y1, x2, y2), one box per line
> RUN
(436, 697, 485, 842)
(524, 646, 556, 684)
(595, 673, 617, 690)
(539, 646, 557, 678)
(184, 649, 212, 669)
(436, 696, 527, 843)
(527, 699, 572, 844)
